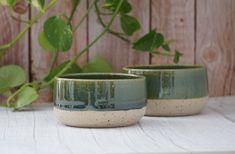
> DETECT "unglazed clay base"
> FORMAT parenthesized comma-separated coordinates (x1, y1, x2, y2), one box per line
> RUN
(54, 107, 146, 128)
(145, 97, 208, 116)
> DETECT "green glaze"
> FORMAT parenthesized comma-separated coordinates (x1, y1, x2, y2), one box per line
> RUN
(54, 73, 146, 111)
(123, 65, 208, 99)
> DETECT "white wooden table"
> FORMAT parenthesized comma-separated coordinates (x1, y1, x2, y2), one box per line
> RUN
(0, 96, 235, 154)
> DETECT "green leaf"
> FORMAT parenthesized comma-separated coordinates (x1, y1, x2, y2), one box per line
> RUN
(0, 0, 16, 6)
(0, 65, 26, 91)
(162, 44, 170, 51)
(44, 16, 73, 51)
(27, 0, 45, 11)
(72, 0, 80, 8)
(133, 31, 164, 52)
(120, 14, 140, 36)
(173, 50, 183, 64)
(104, 0, 131, 14)
(44, 60, 82, 82)
(83, 57, 112, 73)
(38, 31, 56, 51)
(1, 90, 12, 97)
(0, 88, 9, 94)
(14, 86, 38, 110)
(7, 0, 15, 6)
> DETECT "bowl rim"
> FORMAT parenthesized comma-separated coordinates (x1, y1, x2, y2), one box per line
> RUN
(56, 73, 145, 82)
(123, 64, 206, 72)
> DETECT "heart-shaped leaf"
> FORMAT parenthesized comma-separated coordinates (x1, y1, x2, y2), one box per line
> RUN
(44, 16, 73, 51)
(162, 43, 170, 51)
(173, 50, 183, 64)
(14, 86, 38, 110)
(0, 0, 16, 6)
(120, 14, 140, 36)
(82, 57, 112, 73)
(38, 31, 56, 51)
(103, 0, 131, 14)
(0, 65, 26, 91)
(133, 31, 164, 52)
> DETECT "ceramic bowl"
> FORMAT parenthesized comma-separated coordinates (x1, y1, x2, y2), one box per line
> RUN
(54, 73, 146, 127)
(123, 65, 208, 116)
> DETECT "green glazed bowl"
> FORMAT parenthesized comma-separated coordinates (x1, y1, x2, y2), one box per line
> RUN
(54, 73, 146, 127)
(123, 65, 208, 116)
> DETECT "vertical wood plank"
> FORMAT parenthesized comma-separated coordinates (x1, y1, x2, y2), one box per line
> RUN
(0, 3, 29, 103)
(0, 5, 29, 74)
(31, 1, 87, 102)
(151, 0, 195, 64)
(88, 0, 150, 72)
(196, 0, 235, 96)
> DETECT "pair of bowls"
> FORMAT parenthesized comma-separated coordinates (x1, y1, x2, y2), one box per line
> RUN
(54, 65, 208, 128)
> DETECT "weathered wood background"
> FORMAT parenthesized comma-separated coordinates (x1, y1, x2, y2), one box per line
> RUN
(0, 0, 235, 102)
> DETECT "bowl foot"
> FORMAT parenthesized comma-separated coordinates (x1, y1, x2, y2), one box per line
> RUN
(54, 107, 146, 128)
(145, 97, 208, 116)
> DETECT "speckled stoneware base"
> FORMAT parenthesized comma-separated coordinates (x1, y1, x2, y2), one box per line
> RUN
(124, 65, 209, 117)
(54, 73, 146, 128)
(146, 97, 208, 116)
(54, 107, 146, 128)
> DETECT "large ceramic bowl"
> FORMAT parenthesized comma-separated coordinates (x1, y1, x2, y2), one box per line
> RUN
(123, 65, 208, 116)
(54, 73, 146, 127)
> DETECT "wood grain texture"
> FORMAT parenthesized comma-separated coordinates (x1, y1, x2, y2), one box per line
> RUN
(30, 1, 88, 102)
(0, 96, 235, 153)
(1, 0, 235, 99)
(0, 2, 29, 103)
(196, 0, 235, 96)
(88, 0, 150, 72)
(151, 0, 195, 64)
(0, 5, 29, 74)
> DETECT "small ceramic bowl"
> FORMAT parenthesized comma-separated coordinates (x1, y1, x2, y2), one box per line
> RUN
(54, 73, 146, 128)
(123, 65, 208, 116)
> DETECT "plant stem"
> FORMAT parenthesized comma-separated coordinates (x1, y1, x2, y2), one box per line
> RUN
(0, 0, 58, 55)
(9, 14, 30, 24)
(40, 0, 125, 89)
(68, 0, 80, 25)
(163, 39, 176, 45)
(6, 0, 124, 109)
(94, 0, 130, 43)
(49, 52, 59, 72)
(72, 0, 96, 32)
(152, 50, 175, 57)
(6, 83, 33, 106)
(99, 12, 113, 16)
(48, 3, 78, 73)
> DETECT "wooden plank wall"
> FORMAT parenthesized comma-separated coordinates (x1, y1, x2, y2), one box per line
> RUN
(89, 0, 150, 72)
(0, 0, 235, 102)
(151, 0, 195, 64)
(30, 0, 87, 102)
(0, 1, 29, 102)
(196, 0, 235, 96)
(0, 1, 29, 76)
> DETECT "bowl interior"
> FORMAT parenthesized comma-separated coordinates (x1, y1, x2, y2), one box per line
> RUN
(58, 73, 143, 80)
